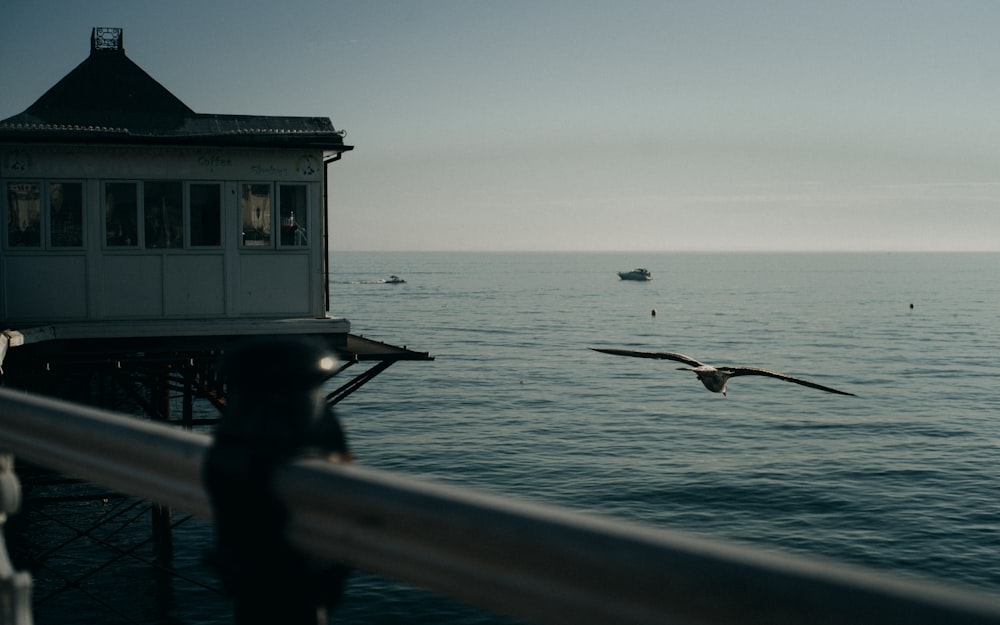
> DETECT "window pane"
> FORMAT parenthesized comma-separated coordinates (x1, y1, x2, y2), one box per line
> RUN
(50, 182, 84, 247)
(241, 183, 271, 246)
(190, 184, 221, 246)
(279, 185, 307, 247)
(7, 183, 41, 247)
(106, 182, 138, 246)
(144, 181, 183, 248)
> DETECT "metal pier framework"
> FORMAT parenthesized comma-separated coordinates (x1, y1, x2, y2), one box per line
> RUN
(0, 325, 431, 624)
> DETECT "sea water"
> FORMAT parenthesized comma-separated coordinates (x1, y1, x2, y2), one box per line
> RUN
(330, 251, 1000, 623)
(23, 252, 1000, 624)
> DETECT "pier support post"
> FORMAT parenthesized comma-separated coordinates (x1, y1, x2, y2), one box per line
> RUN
(182, 363, 194, 429)
(0, 454, 32, 625)
(204, 337, 351, 625)
(152, 370, 173, 561)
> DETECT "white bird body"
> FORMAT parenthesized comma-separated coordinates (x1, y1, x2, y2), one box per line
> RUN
(591, 348, 855, 397)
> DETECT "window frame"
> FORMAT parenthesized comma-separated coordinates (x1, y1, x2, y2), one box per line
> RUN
(48, 181, 86, 248)
(239, 182, 274, 248)
(103, 180, 141, 249)
(277, 183, 309, 248)
(142, 180, 184, 250)
(187, 181, 223, 248)
(4, 177, 308, 252)
(101, 179, 225, 251)
(4, 180, 42, 248)
(3, 179, 87, 250)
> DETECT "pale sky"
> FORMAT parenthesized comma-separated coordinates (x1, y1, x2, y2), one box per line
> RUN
(3, 1, 1000, 251)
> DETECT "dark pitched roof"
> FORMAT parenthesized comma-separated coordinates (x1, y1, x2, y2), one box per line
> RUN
(0, 28, 352, 152)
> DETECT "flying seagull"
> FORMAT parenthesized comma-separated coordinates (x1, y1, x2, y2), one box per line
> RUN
(591, 348, 855, 397)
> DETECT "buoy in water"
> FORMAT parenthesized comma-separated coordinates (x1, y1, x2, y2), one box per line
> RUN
(651, 309, 656, 317)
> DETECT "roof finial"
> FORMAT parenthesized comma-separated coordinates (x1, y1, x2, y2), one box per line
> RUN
(91, 27, 123, 54)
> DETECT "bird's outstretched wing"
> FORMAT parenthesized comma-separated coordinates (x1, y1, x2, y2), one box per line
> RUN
(591, 348, 706, 368)
(722, 366, 855, 396)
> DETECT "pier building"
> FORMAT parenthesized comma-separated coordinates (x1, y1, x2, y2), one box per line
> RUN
(0, 27, 430, 401)
(0, 28, 430, 619)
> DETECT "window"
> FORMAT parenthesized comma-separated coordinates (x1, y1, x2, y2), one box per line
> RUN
(279, 184, 307, 246)
(143, 181, 183, 249)
(50, 182, 84, 247)
(6, 182, 41, 247)
(105, 181, 217, 249)
(240, 183, 271, 246)
(105, 182, 138, 246)
(4, 181, 84, 249)
(189, 183, 221, 247)
(5, 178, 308, 251)
(238, 183, 309, 249)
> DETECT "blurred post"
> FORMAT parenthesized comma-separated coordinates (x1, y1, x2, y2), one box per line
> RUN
(0, 453, 32, 625)
(203, 337, 351, 625)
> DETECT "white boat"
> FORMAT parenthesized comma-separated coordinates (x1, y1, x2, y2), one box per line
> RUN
(618, 268, 652, 281)
(384, 275, 406, 284)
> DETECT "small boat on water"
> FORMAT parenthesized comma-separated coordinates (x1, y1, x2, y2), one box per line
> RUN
(618, 268, 652, 281)
(384, 275, 406, 284)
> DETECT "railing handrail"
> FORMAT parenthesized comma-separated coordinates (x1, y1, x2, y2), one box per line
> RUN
(2, 387, 1000, 625)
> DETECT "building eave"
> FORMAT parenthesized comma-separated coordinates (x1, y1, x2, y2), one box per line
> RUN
(0, 125, 353, 152)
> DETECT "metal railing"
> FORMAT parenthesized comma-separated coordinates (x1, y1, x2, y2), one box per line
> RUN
(2, 387, 1000, 625)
